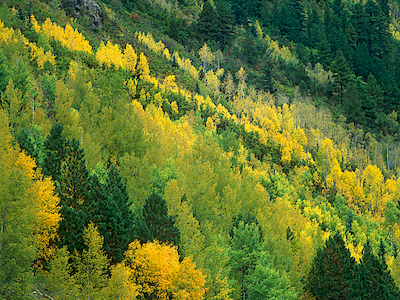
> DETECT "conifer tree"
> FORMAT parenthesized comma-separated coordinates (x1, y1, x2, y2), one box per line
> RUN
(92, 165, 135, 264)
(355, 240, 400, 299)
(215, 0, 235, 48)
(331, 50, 354, 92)
(57, 138, 91, 253)
(42, 123, 68, 182)
(305, 232, 357, 299)
(138, 191, 180, 246)
(196, 0, 219, 43)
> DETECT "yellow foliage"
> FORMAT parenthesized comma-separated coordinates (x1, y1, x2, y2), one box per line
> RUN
(26, 41, 56, 70)
(96, 41, 124, 69)
(31, 16, 92, 53)
(163, 75, 178, 93)
(135, 32, 171, 59)
(0, 20, 15, 43)
(125, 241, 206, 300)
(137, 53, 151, 80)
(0, 109, 60, 262)
(206, 116, 216, 131)
(124, 43, 138, 73)
(171, 101, 179, 114)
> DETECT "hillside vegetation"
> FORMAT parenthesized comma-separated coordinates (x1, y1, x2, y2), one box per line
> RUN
(1, 0, 400, 299)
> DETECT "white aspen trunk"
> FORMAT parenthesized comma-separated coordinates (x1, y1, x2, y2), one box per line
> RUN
(32, 96, 35, 125)
(0, 208, 4, 271)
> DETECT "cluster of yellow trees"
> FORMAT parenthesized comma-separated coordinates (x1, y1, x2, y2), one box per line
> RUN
(2, 11, 400, 298)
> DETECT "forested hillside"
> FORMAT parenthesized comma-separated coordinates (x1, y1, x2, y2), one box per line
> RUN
(1, 0, 400, 299)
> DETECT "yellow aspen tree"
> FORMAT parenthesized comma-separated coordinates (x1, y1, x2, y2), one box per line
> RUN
(76, 223, 109, 300)
(102, 263, 138, 300)
(236, 67, 247, 100)
(163, 75, 178, 93)
(124, 240, 206, 300)
(153, 92, 163, 107)
(205, 70, 220, 95)
(96, 41, 123, 69)
(137, 53, 150, 80)
(171, 101, 179, 115)
(199, 42, 215, 76)
(2, 79, 22, 136)
(123, 43, 138, 74)
(225, 72, 235, 104)
(0, 109, 60, 297)
(45, 246, 79, 299)
(362, 164, 384, 214)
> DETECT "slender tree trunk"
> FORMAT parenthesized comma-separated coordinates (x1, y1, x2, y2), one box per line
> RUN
(0, 208, 5, 275)
(87, 259, 90, 300)
(241, 265, 245, 300)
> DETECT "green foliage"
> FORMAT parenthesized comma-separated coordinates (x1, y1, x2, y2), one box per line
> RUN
(247, 253, 297, 300)
(355, 240, 400, 299)
(138, 191, 181, 246)
(305, 232, 357, 299)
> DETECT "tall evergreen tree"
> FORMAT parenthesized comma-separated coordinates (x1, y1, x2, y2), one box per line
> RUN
(138, 191, 180, 246)
(196, 0, 220, 43)
(305, 232, 357, 299)
(215, 0, 235, 49)
(42, 123, 68, 182)
(277, 0, 305, 42)
(230, 0, 262, 24)
(355, 240, 400, 299)
(95, 165, 136, 264)
(57, 139, 91, 253)
(331, 50, 354, 92)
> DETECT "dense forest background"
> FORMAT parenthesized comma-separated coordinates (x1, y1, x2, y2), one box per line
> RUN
(2, 0, 400, 299)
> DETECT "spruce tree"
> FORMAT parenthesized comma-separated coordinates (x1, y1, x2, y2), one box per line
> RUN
(305, 232, 357, 299)
(138, 191, 180, 246)
(355, 240, 400, 299)
(196, 0, 219, 43)
(57, 138, 92, 253)
(94, 165, 136, 264)
(42, 123, 68, 182)
(16, 128, 36, 161)
(215, 0, 235, 48)
(331, 50, 354, 92)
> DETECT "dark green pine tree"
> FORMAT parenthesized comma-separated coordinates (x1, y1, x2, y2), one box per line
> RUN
(0, 49, 9, 94)
(229, 0, 261, 25)
(57, 138, 92, 253)
(229, 213, 263, 241)
(353, 43, 372, 78)
(169, 17, 180, 42)
(196, 0, 220, 43)
(91, 174, 125, 264)
(215, 0, 235, 49)
(256, 55, 275, 93)
(355, 240, 400, 299)
(16, 128, 37, 162)
(138, 191, 180, 246)
(350, 3, 368, 45)
(277, 0, 305, 43)
(304, 8, 323, 48)
(342, 82, 365, 125)
(365, 73, 384, 113)
(331, 50, 354, 92)
(380, 73, 400, 114)
(42, 123, 68, 182)
(101, 164, 136, 263)
(365, 0, 391, 60)
(305, 232, 357, 299)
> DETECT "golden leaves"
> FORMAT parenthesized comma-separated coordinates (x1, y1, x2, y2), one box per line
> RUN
(125, 240, 206, 300)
